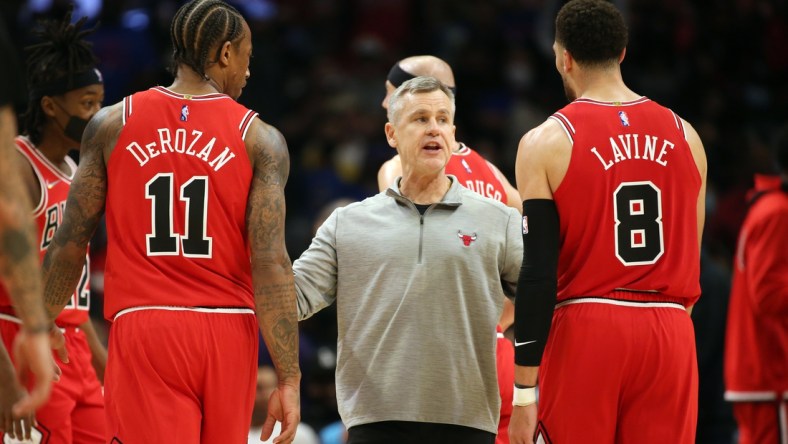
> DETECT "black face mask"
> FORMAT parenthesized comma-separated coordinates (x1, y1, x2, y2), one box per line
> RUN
(63, 115, 89, 143)
(52, 99, 90, 143)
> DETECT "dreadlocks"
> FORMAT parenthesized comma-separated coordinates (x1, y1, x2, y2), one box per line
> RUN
(22, 9, 99, 145)
(169, 0, 245, 79)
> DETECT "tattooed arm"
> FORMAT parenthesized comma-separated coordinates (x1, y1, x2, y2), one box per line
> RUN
(245, 117, 301, 443)
(0, 105, 55, 418)
(42, 104, 120, 320)
(0, 107, 47, 331)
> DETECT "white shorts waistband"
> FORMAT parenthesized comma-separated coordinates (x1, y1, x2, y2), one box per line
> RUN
(0, 313, 22, 325)
(113, 305, 255, 322)
(555, 297, 686, 310)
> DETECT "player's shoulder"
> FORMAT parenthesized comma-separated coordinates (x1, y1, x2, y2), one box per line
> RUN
(520, 117, 569, 152)
(88, 101, 124, 137)
(245, 117, 287, 158)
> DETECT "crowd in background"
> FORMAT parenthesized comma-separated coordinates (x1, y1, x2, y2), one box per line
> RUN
(2, 0, 786, 442)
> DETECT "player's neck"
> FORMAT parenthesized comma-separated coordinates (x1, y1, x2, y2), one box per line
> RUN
(169, 66, 225, 96)
(575, 70, 639, 103)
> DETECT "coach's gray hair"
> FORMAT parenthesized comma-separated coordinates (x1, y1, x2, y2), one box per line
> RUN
(387, 76, 456, 124)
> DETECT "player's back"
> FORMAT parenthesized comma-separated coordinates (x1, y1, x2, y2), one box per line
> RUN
(105, 87, 257, 319)
(551, 97, 701, 305)
(446, 144, 506, 203)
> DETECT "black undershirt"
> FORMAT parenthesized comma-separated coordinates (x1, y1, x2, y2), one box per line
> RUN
(414, 204, 430, 215)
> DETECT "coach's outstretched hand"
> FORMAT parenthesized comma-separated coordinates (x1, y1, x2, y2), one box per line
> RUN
(260, 383, 301, 444)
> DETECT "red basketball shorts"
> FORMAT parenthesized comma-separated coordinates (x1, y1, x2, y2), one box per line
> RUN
(104, 307, 258, 444)
(732, 400, 788, 444)
(535, 299, 698, 444)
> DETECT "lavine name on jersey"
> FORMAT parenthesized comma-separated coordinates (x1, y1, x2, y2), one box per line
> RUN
(590, 133, 675, 171)
(125, 128, 236, 172)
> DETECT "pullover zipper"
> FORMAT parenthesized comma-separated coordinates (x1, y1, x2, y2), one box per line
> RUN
(419, 214, 424, 264)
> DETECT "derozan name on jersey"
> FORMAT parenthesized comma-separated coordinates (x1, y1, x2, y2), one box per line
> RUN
(125, 128, 237, 172)
(590, 133, 675, 171)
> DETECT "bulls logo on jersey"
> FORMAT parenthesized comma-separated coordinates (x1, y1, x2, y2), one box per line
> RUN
(41, 202, 66, 249)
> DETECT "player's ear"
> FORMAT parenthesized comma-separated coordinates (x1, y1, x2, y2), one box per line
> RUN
(40, 96, 57, 118)
(218, 40, 233, 67)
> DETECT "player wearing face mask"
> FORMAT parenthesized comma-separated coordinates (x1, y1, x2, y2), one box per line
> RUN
(0, 10, 107, 444)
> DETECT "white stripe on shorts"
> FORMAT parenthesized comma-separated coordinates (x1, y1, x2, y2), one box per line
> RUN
(114, 305, 255, 321)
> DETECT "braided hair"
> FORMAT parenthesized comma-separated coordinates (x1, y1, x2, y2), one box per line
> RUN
(169, 0, 245, 79)
(22, 9, 99, 145)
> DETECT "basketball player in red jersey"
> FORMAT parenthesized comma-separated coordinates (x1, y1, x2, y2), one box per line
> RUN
(40, 1, 301, 443)
(0, 14, 61, 441)
(509, 1, 707, 443)
(0, 11, 107, 443)
(724, 139, 788, 444)
(378, 55, 519, 444)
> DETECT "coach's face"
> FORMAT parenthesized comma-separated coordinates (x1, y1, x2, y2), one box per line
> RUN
(384, 89, 455, 178)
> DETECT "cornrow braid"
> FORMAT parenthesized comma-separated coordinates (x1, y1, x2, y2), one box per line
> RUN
(22, 8, 99, 145)
(169, 0, 245, 79)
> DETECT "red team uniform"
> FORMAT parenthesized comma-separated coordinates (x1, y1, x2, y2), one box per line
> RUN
(724, 175, 788, 444)
(540, 98, 702, 443)
(447, 144, 513, 444)
(103, 86, 260, 443)
(447, 144, 507, 203)
(0, 136, 105, 443)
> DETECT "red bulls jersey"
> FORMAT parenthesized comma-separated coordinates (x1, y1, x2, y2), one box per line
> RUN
(104, 87, 256, 319)
(724, 175, 788, 397)
(447, 144, 506, 203)
(550, 98, 701, 305)
(0, 136, 89, 326)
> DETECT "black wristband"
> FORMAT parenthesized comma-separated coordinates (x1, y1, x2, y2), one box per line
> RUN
(514, 382, 536, 389)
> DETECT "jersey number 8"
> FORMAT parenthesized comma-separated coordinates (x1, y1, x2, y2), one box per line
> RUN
(613, 181, 664, 266)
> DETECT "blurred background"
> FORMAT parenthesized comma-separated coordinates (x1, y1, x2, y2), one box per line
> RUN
(2, 0, 787, 442)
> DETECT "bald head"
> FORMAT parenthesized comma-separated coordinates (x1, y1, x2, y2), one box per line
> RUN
(398, 56, 455, 87)
(383, 55, 456, 110)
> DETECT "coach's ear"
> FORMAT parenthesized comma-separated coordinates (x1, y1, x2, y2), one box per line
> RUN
(384, 122, 397, 149)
